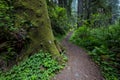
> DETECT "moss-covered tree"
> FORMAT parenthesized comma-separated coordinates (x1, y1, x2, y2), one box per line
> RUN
(13, 0, 62, 62)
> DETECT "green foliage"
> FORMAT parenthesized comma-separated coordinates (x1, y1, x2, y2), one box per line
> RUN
(90, 46, 119, 80)
(0, 0, 15, 31)
(70, 24, 120, 80)
(0, 0, 29, 66)
(70, 26, 100, 50)
(90, 13, 111, 27)
(77, 0, 113, 28)
(0, 51, 66, 80)
(48, 5, 70, 36)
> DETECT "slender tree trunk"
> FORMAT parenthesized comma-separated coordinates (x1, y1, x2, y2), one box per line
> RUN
(77, 0, 83, 27)
(13, 0, 62, 62)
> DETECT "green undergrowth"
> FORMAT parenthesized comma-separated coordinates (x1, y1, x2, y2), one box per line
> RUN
(70, 24, 120, 80)
(0, 51, 67, 80)
(55, 34, 66, 42)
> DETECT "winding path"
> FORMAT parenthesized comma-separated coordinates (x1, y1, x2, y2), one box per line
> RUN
(53, 32, 104, 80)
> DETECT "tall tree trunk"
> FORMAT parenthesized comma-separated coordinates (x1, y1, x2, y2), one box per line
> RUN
(13, 0, 62, 62)
(77, 0, 83, 27)
(58, 0, 64, 7)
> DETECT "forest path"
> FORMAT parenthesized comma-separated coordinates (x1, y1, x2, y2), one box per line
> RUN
(52, 32, 104, 80)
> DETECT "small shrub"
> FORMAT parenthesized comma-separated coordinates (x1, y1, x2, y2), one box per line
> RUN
(0, 51, 66, 80)
(48, 5, 70, 36)
(70, 24, 120, 80)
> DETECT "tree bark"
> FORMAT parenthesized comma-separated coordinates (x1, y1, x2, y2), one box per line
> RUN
(77, 0, 83, 27)
(13, 0, 62, 62)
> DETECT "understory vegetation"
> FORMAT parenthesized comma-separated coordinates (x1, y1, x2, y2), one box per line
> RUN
(1, 0, 120, 80)
(0, 0, 69, 70)
(0, 0, 29, 70)
(0, 51, 67, 80)
(47, 2, 71, 38)
(0, 0, 68, 79)
(48, 6, 69, 41)
(70, 24, 120, 80)
(48, 6, 69, 36)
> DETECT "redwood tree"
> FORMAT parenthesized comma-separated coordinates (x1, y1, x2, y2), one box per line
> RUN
(13, 0, 62, 62)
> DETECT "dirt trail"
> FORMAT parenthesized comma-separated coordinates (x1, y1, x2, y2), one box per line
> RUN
(53, 32, 104, 80)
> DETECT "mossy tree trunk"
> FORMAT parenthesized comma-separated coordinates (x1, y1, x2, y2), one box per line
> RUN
(13, 0, 62, 62)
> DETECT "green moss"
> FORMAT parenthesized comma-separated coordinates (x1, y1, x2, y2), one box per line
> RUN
(13, 0, 62, 62)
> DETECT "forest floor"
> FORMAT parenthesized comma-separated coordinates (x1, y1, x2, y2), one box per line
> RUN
(52, 32, 104, 80)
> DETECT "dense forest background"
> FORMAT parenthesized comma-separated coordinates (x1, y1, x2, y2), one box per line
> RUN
(0, 0, 120, 80)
